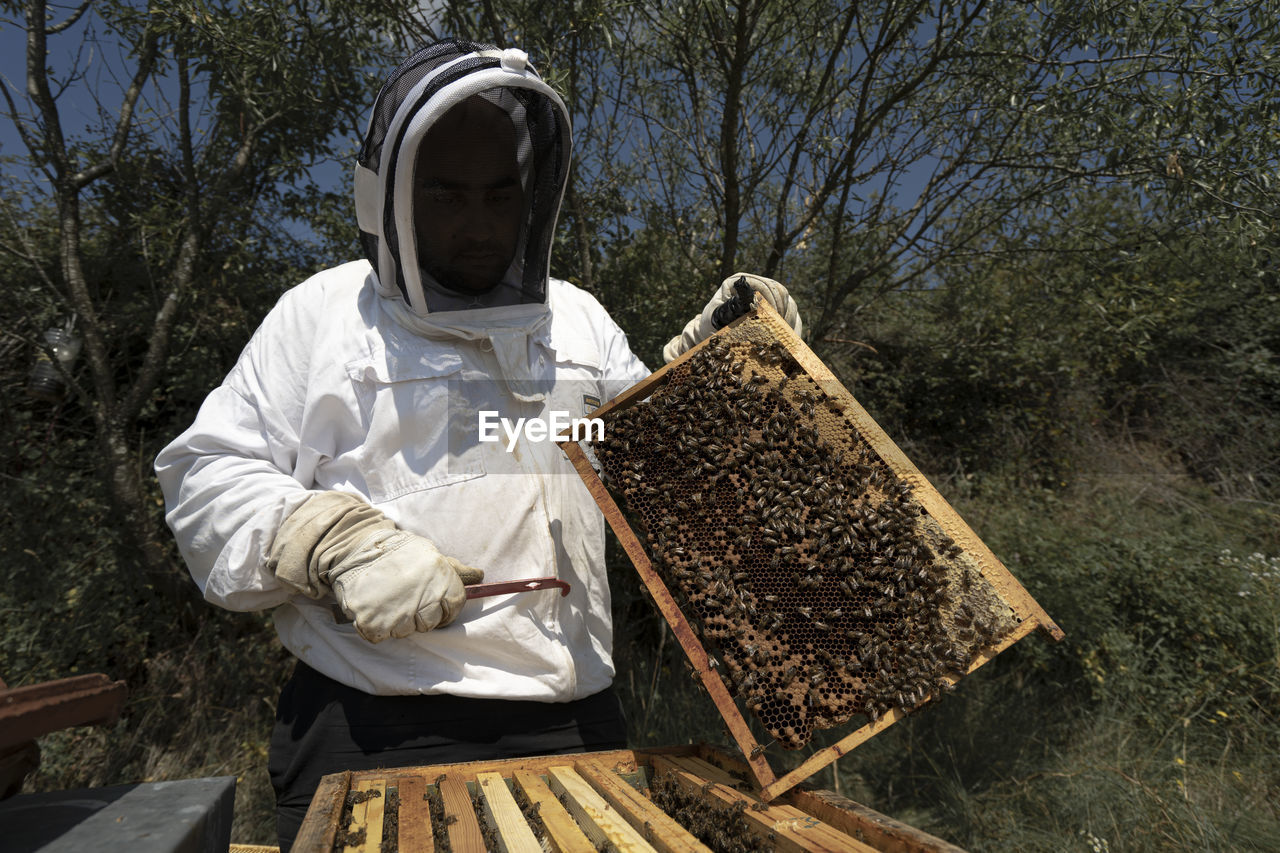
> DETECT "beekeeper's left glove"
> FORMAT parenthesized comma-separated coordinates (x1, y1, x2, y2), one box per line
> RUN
(662, 273, 803, 363)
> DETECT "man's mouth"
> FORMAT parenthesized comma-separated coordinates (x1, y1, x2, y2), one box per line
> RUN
(455, 249, 501, 262)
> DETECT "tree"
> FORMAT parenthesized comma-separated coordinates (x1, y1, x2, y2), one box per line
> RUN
(0, 0, 428, 604)
(440, 0, 1278, 364)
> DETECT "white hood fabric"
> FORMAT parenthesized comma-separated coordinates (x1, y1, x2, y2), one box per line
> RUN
(155, 41, 651, 701)
(354, 40, 572, 401)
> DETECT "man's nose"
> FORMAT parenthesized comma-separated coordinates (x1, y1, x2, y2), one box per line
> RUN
(456, 197, 497, 239)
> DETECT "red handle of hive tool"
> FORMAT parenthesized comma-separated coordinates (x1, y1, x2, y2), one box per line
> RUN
(465, 578, 571, 599)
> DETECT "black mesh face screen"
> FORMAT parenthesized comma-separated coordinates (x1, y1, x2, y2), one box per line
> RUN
(510, 87, 567, 299)
(356, 39, 570, 313)
(358, 39, 492, 173)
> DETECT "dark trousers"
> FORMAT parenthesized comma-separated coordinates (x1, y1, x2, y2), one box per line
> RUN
(268, 661, 627, 851)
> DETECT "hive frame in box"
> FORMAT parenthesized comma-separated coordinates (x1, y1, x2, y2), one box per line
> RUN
(559, 298, 1064, 802)
(293, 745, 967, 852)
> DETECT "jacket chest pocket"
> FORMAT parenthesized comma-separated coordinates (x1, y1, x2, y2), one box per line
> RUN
(347, 351, 486, 503)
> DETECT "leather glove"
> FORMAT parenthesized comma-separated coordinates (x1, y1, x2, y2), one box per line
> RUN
(267, 491, 484, 643)
(662, 273, 804, 363)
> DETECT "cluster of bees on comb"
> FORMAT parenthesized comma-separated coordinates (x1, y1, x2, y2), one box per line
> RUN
(592, 329, 1016, 749)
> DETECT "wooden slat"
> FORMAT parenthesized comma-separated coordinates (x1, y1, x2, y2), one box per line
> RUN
(667, 754, 849, 839)
(438, 774, 487, 853)
(340, 779, 381, 853)
(477, 771, 543, 853)
(396, 777, 435, 853)
(292, 770, 350, 853)
(365, 780, 386, 852)
(576, 760, 712, 853)
(651, 755, 878, 853)
(787, 788, 968, 853)
(0, 673, 127, 749)
(512, 770, 597, 853)
(663, 755, 749, 790)
(547, 765, 659, 852)
(348, 748, 639, 785)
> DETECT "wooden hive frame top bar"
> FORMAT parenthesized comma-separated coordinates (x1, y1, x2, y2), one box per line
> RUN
(294, 745, 967, 852)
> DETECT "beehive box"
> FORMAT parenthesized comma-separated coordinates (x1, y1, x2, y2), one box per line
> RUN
(560, 298, 1063, 801)
(292, 744, 965, 852)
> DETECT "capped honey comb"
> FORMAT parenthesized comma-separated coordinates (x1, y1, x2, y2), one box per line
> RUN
(561, 299, 1061, 799)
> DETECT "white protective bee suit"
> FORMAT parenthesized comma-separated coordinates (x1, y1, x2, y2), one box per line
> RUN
(156, 41, 649, 702)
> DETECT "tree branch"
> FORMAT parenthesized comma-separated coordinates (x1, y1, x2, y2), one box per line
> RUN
(0, 74, 50, 177)
(24, 0, 68, 174)
(45, 0, 93, 34)
(120, 50, 199, 424)
(73, 26, 159, 188)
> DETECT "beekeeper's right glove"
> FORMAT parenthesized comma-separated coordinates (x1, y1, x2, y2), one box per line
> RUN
(662, 273, 803, 363)
(267, 491, 484, 643)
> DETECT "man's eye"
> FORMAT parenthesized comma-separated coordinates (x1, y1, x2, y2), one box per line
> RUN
(424, 188, 460, 205)
(486, 191, 515, 205)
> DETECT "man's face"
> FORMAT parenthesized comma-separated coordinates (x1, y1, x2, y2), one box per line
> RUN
(413, 98, 525, 294)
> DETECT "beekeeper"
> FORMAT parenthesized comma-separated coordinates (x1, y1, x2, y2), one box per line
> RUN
(155, 38, 802, 848)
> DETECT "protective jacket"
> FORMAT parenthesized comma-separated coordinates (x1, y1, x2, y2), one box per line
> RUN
(155, 40, 649, 700)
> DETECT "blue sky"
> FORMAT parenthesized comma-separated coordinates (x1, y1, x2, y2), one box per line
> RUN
(0, 5, 354, 244)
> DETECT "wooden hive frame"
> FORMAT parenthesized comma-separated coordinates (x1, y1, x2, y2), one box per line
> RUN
(558, 299, 1064, 802)
(292, 745, 966, 852)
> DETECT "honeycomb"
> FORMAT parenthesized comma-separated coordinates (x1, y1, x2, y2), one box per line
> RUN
(591, 327, 1018, 750)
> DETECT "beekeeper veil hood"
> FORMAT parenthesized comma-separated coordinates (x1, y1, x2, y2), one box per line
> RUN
(353, 39, 571, 398)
